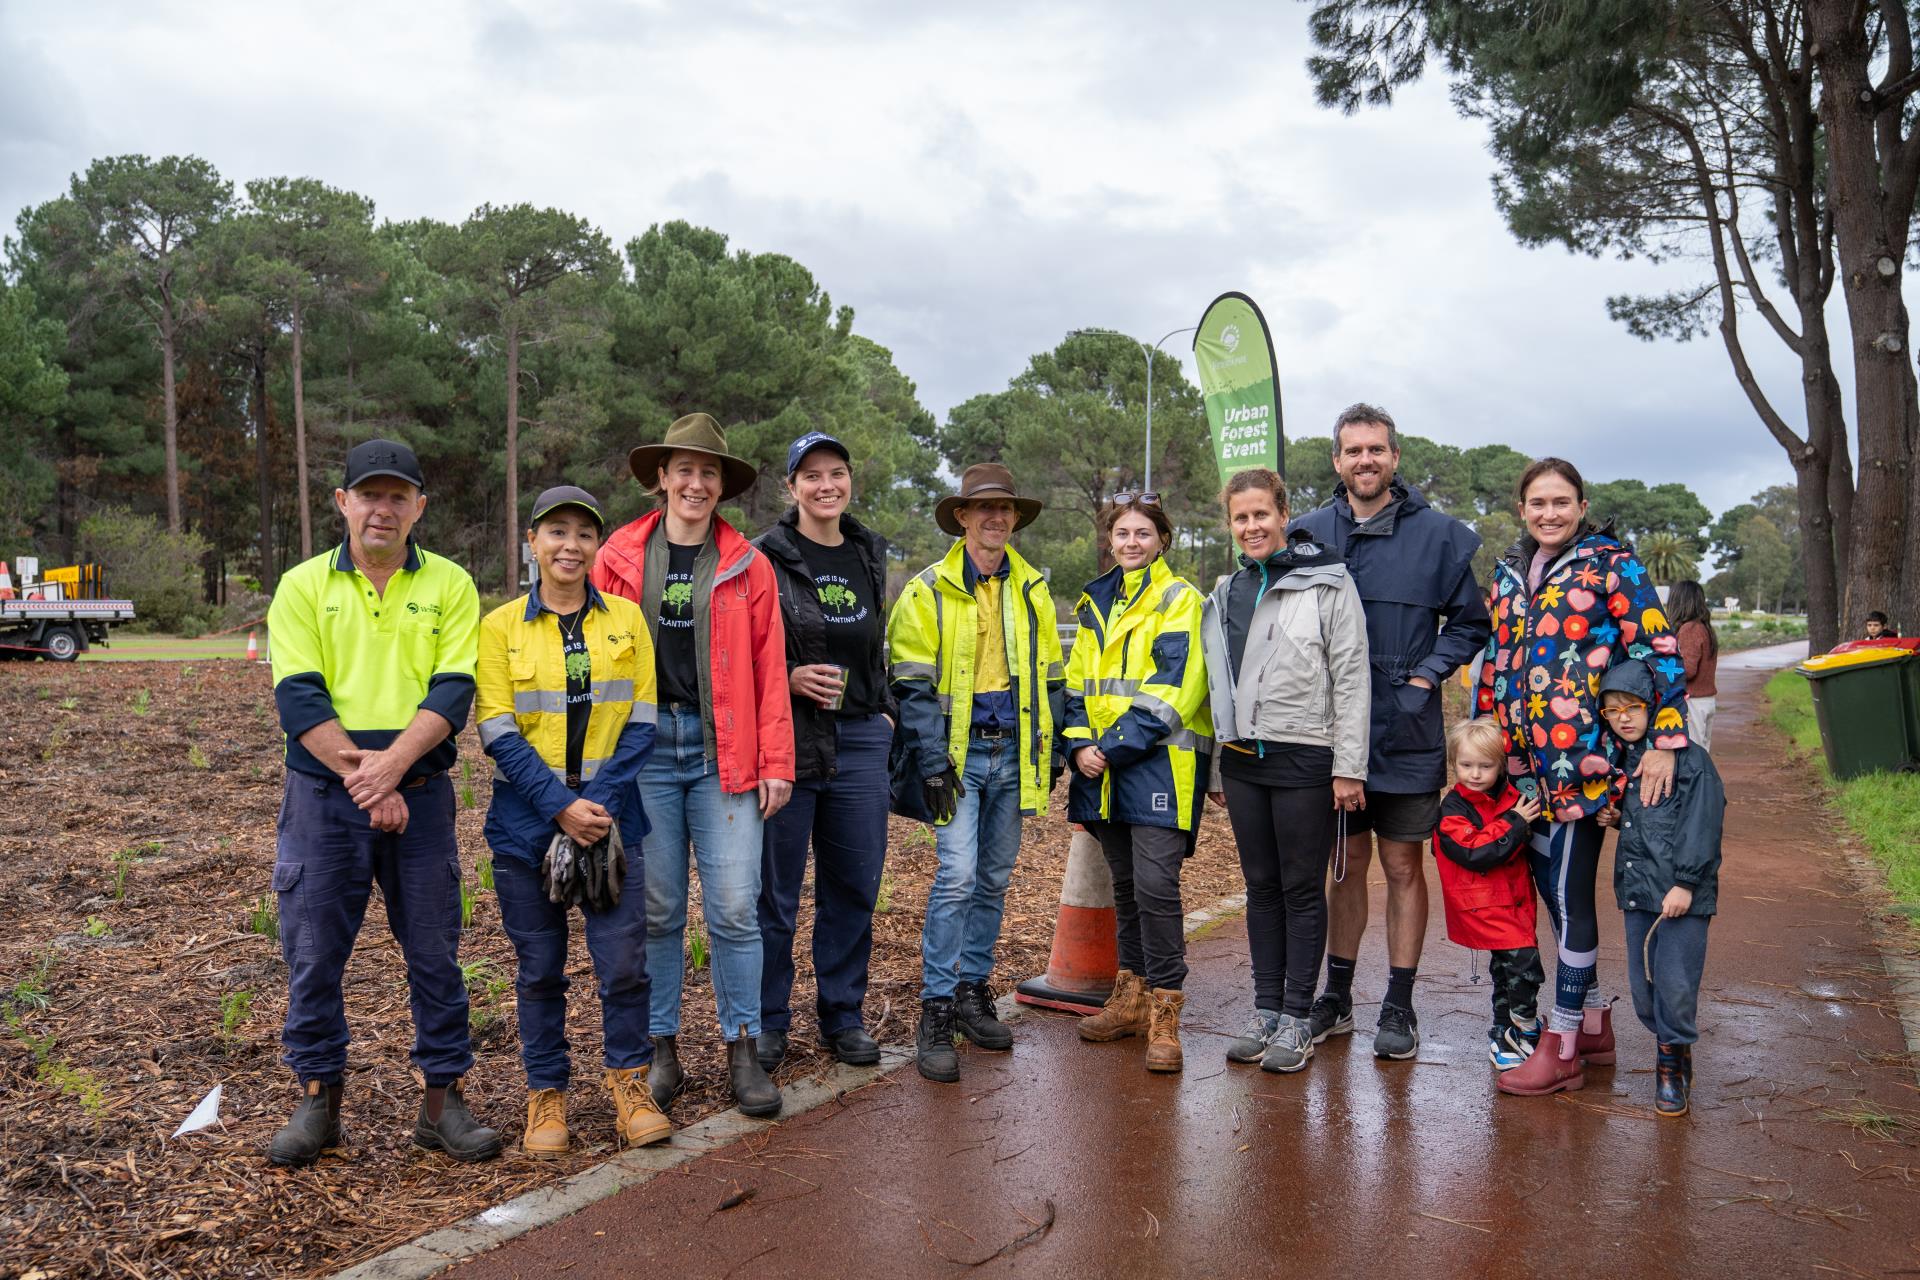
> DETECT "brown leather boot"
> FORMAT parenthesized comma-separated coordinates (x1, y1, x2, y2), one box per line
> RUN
(1078, 969, 1150, 1042)
(606, 1066, 672, 1147)
(523, 1088, 569, 1157)
(1145, 989, 1185, 1073)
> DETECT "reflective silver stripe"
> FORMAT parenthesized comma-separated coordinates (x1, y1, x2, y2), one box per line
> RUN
(591, 678, 634, 704)
(1092, 678, 1142, 697)
(892, 661, 938, 682)
(1156, 582, 1192, 614)
(513, 689, 566, 714)
(477, 713, 519, 748)
(1136, 693, 1185, 733)
(1164, 729, 1215, 753)
(629, 698, 658, 726)
(1045, 661, 1065, 681)
(936, 693, 953, 712)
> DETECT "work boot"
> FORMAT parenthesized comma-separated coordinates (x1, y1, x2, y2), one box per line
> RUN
(1145, 988, 1185, 1074)
(916, 997, 960, 1083)
(523, 1088, 569, 1158)
(606, 1067, 672, 1146)
(267, 1079, 342, 1167)
(649, 1034, 685, 1110)
(953, 981, 1013, 1050)
(728, 1025, 782, 1118)
(413, 1081, 503, 1162)
(1078, 969, 1150, 1043)
(1497, 1028, 1586, 1097)
(823, 1025, 881, 1066)
(1655, 1045, 1691, 1117)
(1307, 992, 1355, 1044)
(1226, 1009, 1281, 1064)
(1577, 1000, 1617, 1065)
(755, 1028, 789, 1073)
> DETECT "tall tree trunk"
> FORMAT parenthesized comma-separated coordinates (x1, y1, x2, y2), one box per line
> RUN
(292, 296, 313, 560)
(504, 325, 521, 597)
(161, 326, 181, 534)
(1799, 313, 1846, 653)
(1812, 5, 1918, 634)
(252, 336, 276, 592)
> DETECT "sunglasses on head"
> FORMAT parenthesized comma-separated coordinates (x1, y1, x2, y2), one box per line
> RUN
(1112, 491, 1162, 508)
(1598, 701, 1649, 721)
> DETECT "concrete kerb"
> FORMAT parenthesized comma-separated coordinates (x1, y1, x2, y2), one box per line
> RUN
(1842, 850, 1920, 1070)
(332, 889, 1252, 1279)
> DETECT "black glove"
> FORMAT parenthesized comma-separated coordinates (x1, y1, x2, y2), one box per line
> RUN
(1050, 758, 1067, 791)
(923, 762, 964, 825)
(584, 826, 626, 912)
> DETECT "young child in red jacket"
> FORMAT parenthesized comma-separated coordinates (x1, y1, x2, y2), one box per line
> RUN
(1435, 720, 1546, 1070)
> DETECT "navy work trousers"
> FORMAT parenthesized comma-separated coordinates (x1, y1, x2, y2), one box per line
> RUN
(758, 713, 892, 1037)
(274, 771, 472, 1087)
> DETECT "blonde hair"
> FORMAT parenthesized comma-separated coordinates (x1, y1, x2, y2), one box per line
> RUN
(1448, 718, 1507, 769)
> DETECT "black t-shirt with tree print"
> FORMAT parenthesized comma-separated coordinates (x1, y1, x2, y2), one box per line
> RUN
(556, 607, 590, 786)
(795, 531, 882, 717)
(656, 541, 701, 707)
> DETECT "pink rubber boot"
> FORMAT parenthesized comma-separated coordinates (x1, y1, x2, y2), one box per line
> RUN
(1576, 999, 1616, 1066)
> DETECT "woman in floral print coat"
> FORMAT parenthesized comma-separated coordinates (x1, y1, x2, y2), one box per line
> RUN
(1475, 458, 1689, 1096)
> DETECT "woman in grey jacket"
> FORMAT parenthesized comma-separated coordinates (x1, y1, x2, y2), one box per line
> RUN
(1201, 468, 1371, 1074)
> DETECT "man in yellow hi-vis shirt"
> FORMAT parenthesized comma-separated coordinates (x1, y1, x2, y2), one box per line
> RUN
(888, 463, 1065, 1084)
(264, 440, 500, 1167)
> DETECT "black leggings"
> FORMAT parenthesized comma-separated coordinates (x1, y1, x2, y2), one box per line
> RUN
(1528, 817, 1605, 1017)
(1221, 776, 1336, 1016)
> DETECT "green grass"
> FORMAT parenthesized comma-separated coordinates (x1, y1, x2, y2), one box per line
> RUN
(1765, 669, 1920, 920)
(82, 633, 259, 662)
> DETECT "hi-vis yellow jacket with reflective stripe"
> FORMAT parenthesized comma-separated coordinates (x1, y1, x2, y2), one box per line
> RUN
(887, 540, 1065, 823)
(1061, 558, 1212, 833)
(474, 586, 658, 864)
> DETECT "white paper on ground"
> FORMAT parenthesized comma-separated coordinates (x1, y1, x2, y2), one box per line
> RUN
(171, 1084, 222, 1137)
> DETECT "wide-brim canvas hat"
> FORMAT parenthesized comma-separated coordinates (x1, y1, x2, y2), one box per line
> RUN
(934, 462, 1043, 537)
(627, 412, 759, 502)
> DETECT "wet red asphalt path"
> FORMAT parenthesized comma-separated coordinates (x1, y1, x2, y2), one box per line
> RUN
(448, 663, 1920, 1279)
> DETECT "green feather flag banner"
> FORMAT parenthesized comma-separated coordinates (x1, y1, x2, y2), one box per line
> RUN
(1192, 292, 1284, 483)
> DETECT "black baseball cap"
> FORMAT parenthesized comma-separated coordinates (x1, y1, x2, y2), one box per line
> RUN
(529, 485, 605, 531)
(785, 431, 851, 477)
(343, 439, 425, 490)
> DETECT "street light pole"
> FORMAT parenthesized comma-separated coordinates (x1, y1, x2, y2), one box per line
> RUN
(1068, 324, 1197, 491)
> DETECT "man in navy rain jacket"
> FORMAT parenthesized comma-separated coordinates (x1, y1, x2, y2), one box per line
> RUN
(1289, 404, 1491, 1060)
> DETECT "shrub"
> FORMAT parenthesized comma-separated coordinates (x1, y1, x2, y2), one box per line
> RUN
(77, 507, 210, 633)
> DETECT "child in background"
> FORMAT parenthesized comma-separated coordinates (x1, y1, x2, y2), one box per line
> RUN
(1595, 659, 1725, 1117)
(1434, 720, 1545, 1071)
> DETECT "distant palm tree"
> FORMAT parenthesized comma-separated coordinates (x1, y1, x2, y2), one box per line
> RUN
(1638, 531, 1697, 584)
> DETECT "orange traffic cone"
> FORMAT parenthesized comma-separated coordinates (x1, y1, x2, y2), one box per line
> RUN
(1014, 826, 1118, 1013)
(246, 630, 259, 662)
(0, 561, 12, 600)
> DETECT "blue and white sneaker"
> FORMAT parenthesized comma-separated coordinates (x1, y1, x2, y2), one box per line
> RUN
(1488, 1017, 1541, 1071)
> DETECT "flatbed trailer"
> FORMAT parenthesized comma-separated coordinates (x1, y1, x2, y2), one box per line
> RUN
(0, 597, 137, 660)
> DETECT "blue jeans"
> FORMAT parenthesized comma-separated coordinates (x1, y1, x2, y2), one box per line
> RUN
(921, 734, 1023, 1000)
(273, 772, 470, 1086)
(760, 714, 892, 1036)
(641, 706, 765, 1040)
(493, 853, 651, 1089)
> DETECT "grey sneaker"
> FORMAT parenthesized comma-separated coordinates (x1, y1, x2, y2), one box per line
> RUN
(1260, 1014, 1315, 1074)
(1307, 993, 1354, 1043)
(1225, 1009, 1281, 1064)
(1373, 1003, 1420, 1061)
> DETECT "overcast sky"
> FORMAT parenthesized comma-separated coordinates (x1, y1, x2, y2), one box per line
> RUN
(2, 0, 1818, 518)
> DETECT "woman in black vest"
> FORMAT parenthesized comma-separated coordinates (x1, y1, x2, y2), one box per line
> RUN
(752, 431, 896, 1072)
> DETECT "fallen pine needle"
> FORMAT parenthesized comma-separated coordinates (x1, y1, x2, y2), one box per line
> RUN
(1416, 1212, 1493, 1234)
(1141, 1207, 1160, 1239)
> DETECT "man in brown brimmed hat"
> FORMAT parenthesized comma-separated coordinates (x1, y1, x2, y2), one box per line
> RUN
(887, 462, 1065, 1083)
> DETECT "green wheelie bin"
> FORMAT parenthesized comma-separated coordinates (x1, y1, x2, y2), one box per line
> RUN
(1796, 647, 1917, 779)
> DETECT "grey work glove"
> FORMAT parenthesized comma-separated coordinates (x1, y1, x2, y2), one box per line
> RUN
(542, 832, 580, 906)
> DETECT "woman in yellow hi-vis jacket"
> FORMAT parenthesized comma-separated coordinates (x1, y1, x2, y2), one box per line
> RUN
(1061, 495, 1212, 1073)
(474, 486, 668, 1158)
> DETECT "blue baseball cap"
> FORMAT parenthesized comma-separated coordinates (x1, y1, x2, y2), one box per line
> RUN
(785, 431, 851, 477)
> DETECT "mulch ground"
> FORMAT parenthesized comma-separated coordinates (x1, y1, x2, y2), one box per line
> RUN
(0, 661, 1249, 1279)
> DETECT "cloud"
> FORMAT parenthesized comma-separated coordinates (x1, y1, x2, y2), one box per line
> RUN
(0, 0, 1809, 518)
